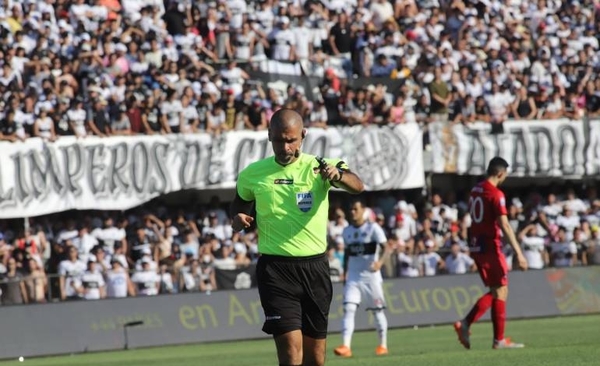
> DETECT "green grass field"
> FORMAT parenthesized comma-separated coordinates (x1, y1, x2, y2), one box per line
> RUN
(2, 315, 599, 366)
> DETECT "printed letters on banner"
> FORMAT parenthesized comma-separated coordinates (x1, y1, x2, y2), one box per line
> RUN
(0, 125, 424, 219)
(429, 119, 600, 177)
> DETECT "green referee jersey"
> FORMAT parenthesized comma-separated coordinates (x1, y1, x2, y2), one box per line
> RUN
(236, 153, 347, 257)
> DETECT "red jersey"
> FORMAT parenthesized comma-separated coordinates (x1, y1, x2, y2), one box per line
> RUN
(468, 180, 507, 253)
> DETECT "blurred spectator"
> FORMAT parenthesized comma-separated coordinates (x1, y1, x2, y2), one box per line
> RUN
(131, 258, 159, 296)
(81, 259, 106, 300)
(550, 227, 578, 268)
(105, 258, 135, 298)
(58, 246, 86, 301)
(418, 239, 444, 276)
(444, 242, 476, 275)
(0, 257, 28, 305)
(518, 224, 549, 270)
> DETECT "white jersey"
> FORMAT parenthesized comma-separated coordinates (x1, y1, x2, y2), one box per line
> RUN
(397, 252, 420, 277)
(106, 269, 129, 298)
(342, 221, 387, 282)
(418, 252, 442, 276)
(91, 227, 126, 254)
(81, 270, 105, 300)
(521, 236, 546, 269)
(66, 108, 87, 136)
(445, 253, 475, 274)
(58, 260, 86, 297)
(131, 270, 159, 296)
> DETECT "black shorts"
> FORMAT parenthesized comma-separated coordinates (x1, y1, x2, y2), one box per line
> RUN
(256, 252, 333, 339)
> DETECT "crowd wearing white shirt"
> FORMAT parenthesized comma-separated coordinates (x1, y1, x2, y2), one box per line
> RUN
(1, 0, 600, 147)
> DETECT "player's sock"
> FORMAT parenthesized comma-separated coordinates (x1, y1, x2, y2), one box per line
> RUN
(492, 298, 506, 341)
(342, 303, 358, 348)
(465, 292, 493, 326)
(373, 310, 388, 348)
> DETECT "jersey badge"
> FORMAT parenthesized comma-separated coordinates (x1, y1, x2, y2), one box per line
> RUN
(296, 191, 313, 212)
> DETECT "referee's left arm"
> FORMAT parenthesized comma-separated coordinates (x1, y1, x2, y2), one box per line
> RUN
(326, 161, 365, 194)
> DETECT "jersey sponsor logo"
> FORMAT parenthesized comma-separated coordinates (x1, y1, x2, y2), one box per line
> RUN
(265, 315, 281, 321)
(273, 178, 294, 185)
(296, 191, 313, 212)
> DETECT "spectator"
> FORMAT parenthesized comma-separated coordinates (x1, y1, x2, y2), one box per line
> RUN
(445, 242, 476, 275)
(510, 85, 537, 120)
(58, 246, 86, 301)
(81, 259, 106, 301)
(105, 258, 135, 298)
(112, 105, 132, 135)
(32, 106, 57, 142)
(131, 258, 159, 296)
(158, 263, 175, 294)
(397, 242, 419, 278)
(0, 257, 28, 305)
(550, 227, 577, 268)
(518, 224, 549, 270)
(418, 240, 444, 276)
(67, 98, 88, 138)
(26, 258, 47, 304)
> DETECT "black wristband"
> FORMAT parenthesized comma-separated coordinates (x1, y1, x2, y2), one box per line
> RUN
(334, 169, 344, 182)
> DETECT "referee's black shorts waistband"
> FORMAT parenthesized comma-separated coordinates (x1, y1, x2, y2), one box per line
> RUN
(259, 252, 327, 263)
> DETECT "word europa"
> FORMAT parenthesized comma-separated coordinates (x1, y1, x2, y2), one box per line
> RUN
(175, 284, 487, 331)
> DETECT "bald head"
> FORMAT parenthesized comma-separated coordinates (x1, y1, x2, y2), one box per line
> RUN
(269, 108, 304, 132)
(268, 109, 306, 165)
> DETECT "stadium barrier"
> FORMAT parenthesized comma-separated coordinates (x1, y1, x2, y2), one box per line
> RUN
(0, 266, 598, 359)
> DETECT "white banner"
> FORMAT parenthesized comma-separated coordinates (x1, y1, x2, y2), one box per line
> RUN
(429, 119, 600, 177)
(0, 125, 423, 219)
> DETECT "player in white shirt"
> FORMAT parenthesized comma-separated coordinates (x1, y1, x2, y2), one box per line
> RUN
(105, 259, 135, 298)
(518, 224, 548, 270)
(418, 240, 444, 276)
(445, 242, 476, 274)
(334, 199, 389, 358)
(58, 246, 87, 300)
(81, 260, 106, 300)
(131, 259, 160, 296)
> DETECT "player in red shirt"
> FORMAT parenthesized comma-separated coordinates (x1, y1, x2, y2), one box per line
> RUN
(454, 157, 528, 349)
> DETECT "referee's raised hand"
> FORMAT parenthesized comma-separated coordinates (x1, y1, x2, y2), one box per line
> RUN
(232, 213, 254, 232)
(316, 157, 342, 183)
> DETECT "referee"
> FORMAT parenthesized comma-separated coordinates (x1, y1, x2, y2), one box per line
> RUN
(230, 109, 364, 366)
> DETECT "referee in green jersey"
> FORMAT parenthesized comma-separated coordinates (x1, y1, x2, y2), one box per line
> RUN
(230, 109, 365, 366)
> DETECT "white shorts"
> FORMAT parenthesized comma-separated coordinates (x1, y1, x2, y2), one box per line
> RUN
(344, 279, 386, 310)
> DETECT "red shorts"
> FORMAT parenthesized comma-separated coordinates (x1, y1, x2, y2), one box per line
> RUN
(472, 252, 508, 287)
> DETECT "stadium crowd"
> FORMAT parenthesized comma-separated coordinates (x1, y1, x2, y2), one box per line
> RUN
(0, 0, 599, 145)
(1, 187, 600, 305)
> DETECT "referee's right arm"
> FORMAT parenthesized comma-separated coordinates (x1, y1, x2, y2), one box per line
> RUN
(230, 188, 255, 233)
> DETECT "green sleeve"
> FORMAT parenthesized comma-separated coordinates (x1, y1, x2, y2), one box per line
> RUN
(325, 158, 350, 171)
(236, 169, 255, 201)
